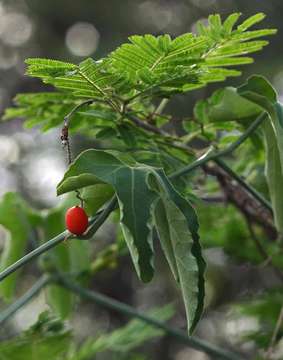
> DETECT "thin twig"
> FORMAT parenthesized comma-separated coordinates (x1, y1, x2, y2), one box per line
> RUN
(0, 275, 50, 324)
(63, 99, 96, 206)
(0, 233, 67, 283)
(247, 221, 272, 260)
(200, 195, 226, 203)
(79, 196, 118, 239)
(169, 112, 267, 180)
(266, 305, 283, 359)
(205, 163, 276, 240)
(78, 70, 120, 113)
(155, 138, 195, 155)
(59, 276, 244, 360)
(215, 158, 272, 213)
(125, 112, 195, 155)
(64, 99, 94, 126)
(126, 113, 169, 136)
(154, 98, 169, 115)
(247, 222, 283, 282)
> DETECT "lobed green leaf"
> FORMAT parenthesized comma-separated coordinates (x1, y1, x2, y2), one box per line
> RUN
(57, 149, 205, 333)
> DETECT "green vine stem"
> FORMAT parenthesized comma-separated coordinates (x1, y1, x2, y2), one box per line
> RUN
(0, 269, 244, 359)
(170, 112, 267, 179)
(0, 233, 67, 283)
(168, 113, 273, 214)
(59, 276, 245, 360)
(0, 275, 50, 324)
(80, 196, 118, 239)
(63, 99, 94, 126)
(0, 197, 117, 282)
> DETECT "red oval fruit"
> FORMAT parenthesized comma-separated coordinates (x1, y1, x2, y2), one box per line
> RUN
(65, 206, 88, 235)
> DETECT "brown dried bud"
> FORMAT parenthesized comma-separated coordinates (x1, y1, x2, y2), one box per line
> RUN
(61, 125, 69, 141)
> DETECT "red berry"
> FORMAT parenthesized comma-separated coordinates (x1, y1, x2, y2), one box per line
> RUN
(65, 206, 88, 235)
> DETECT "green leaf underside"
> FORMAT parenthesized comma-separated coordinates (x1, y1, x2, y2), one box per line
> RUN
(57, 149, 205, 333)
(237, 76, 283, 235)
(153, 172, 205, 333)
(262, 120, 283, 234)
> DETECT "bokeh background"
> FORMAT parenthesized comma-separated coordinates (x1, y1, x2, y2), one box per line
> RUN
(0, 1, 283, 359)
